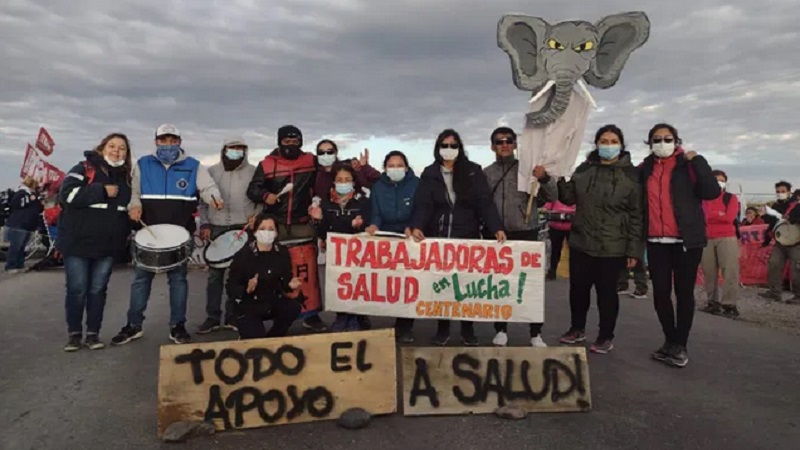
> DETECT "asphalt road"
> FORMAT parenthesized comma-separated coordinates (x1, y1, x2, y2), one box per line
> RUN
(1, 267, 799, 450)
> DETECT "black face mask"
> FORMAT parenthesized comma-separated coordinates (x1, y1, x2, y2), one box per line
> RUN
(280, 144, 302, 160)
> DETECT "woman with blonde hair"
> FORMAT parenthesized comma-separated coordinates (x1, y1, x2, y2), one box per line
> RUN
(58, 133, 133, 351)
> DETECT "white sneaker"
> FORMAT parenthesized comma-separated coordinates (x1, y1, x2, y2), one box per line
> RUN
(492, 331, 508, 347)
(530, 334, 548, 348)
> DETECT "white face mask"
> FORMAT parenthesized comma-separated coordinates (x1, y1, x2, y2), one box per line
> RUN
(777, 192, 790, 201)
(255, 230, 277, 245)
(386, 167, 406, 182)
(652, 142, 676, 158)
(105, 157, 125, 168)
(317, 154, 336, 167)
(439, 148, 459, 161)
(718, 181, 726, 190)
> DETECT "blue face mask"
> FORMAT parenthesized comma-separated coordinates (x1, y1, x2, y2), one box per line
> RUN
(225, 149, 244, 160)
(156, 145, 181, 165)
(335, 182, 354, 195)
(598, 145, 621, 160)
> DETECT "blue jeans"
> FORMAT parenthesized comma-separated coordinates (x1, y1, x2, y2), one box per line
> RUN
(127, 264, 188, 327)
(64, 256, 114, 334)
(4, 227, 31, 270)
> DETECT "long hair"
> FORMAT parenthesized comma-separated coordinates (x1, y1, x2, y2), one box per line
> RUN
(433, 129, 471, 198)
(93, 133, 133, 185)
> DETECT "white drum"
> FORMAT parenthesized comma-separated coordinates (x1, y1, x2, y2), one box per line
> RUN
(204, 230, 249, 269)
(132, 224, 192, 273)
(774, 220, 800, 247)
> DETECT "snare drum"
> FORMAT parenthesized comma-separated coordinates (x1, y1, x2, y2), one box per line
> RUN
(774, 219, 800, 246)
(132, 224, 192, 273)
(204, 229, 249, 269)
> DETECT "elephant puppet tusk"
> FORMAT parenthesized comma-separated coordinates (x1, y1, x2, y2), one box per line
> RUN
(529, 80, 555, 104)
(576, 79, 598, 109)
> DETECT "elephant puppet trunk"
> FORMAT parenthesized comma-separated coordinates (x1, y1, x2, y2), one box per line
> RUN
(526, 79, 575, 127)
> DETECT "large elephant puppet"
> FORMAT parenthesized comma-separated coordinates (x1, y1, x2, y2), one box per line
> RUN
(498, 12, 651, 126)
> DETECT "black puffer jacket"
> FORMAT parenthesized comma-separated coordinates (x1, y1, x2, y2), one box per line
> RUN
(411, 161, 502, 239)
(57, 151, 132, 259)
(317, 192, 371, 240)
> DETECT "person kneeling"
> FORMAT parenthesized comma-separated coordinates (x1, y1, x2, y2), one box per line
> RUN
(226, 214, 302, 339)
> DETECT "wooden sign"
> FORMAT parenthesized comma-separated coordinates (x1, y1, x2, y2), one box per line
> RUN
(401, 346, 591, 416)
(157, 329, 397, 436)
(35, 127, 55, 156)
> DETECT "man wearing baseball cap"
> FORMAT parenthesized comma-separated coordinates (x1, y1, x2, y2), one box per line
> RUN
(111, 124, 222, 345)
(247, 125, 326, 331)
(196, 135, 261, 335)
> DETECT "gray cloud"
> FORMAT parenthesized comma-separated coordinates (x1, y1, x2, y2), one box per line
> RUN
(0, 0, 798, 194)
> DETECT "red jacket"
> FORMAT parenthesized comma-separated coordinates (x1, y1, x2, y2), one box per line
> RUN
(646, 153, 680, 238)
(703, 192, 739, 239)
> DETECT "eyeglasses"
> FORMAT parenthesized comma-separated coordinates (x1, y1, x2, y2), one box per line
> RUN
(317, 149, 336, 155)
(493, 139, 515, 146)
(439, 143, 460, 149)
(652, 137, 675, 144)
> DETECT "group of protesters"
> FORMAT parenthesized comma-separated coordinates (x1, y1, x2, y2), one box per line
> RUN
(5, 120, 799, 371)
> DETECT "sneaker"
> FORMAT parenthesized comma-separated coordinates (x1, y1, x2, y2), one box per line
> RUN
(396, 329, 415, 344)
(331, 315, 349, 332)
(492, 331, 509, 347)
(169, 323, 191, 344)
(84, 333, 105, 350)
(222, 321, 238, 332)
(196, 318, 221, 335)
(302, 315, 328, 332)
(590, 339, 614, 354)
(356, 316, 372, 330)
(461, 332, 479, 347)
(345, 316, 361, 332)
(431, 332, 450, 346)
(64, 333, 82, 352)
(720, 305, 740, 319)
(701, 302, 723, 315)
(786, 296, 800, 305)
(5, 268, 23, 275)
(559, 329, 586, 344)
(759, 291, 782, 302)
(651, 342, 672, 362)
(110, 325, 143, 346)
(616, 285, 628, 295)
(665, 345, 689, 368)
(530, 334, 548, 348)
(631, 289, 648, 299)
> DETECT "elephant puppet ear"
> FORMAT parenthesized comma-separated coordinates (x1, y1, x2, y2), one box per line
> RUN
(497, 15, 550, 91)
(584, 11, 651, 89)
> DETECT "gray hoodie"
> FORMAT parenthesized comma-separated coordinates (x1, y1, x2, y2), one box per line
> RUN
(484, 156, 557, 233)
(199, 148, 260, 227)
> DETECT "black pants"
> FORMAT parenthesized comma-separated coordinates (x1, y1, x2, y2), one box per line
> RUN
(491, 229, 545, 336)
(236, 300, 302, 340)
(648, 243, 702, 348)
(549, 228, 570, 274)
(569, 249, 625, 341)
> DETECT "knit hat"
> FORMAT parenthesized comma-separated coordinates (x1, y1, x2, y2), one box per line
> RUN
(277, 125, 302, 146)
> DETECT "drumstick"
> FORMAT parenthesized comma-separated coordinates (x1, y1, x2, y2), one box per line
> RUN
(211, 194, 222, 209)
(138, 220, 157, 239)
(525, 179, 540, 224)
(277, 183, 294, 198)
(232, 224, 248, 247)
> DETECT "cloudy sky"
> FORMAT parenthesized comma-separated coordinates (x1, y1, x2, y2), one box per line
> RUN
(1, 0, 798, 199)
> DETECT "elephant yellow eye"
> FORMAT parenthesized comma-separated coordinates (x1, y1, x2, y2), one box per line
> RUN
(547, 38, 565, 50)
(574, 41, 595, 52)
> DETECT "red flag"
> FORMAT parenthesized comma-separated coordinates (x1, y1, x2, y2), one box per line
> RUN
(35, 127, 55, 156)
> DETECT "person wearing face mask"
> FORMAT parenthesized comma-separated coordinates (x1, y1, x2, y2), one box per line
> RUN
(640, 123, 720, 368)
(313, 140, 381, 198)
(741, 207, 764, 226)
(312, 165, 371, 331)
(226, 213, 303, 339)
(111, 124, 223, 346)
(483, 127, 555, 348)
(247, 125, 326, 332)
(196, 135, 261, 335)
(410, 129, 506, 346)
(57, 133, 133, 351)
(556, 125, 644, 355)
(760, 180, 800, 302)
(700, 170, 741, 319)
(364, 150, 420, 342)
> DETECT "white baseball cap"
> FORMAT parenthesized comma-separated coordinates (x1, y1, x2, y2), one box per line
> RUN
(223, 135, 248, 148)
(155, 124, 181, 138)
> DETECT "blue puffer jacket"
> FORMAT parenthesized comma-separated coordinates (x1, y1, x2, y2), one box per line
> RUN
(369, 169, 419, 233)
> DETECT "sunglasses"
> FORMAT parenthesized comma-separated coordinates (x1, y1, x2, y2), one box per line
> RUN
(317, 149, 336, 155)
(652, 137, 675, 144)
(440, 143, 460, 149)
(493, 139, 515, 146)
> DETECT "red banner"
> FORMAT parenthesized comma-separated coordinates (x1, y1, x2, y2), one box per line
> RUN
(20, 144, 46, 180)
(35, 127, 55, 156)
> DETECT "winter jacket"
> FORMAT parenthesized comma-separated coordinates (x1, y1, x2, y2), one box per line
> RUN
(5, 186, 43, 232)
(314, 160, 381, 199)
(484, 156, 557, 233)
(543, 201, 576, 231)
(226, 241, 294, 314)
(129, 148, 220, 233)
(247, 149, 316, 226)
(557, 151, 644, 259)
(57, 151, 132, 259)
(763, 200, 797, 231)
(411, 161, 503, 239)
(199, 148, 260, 228)
(640, 148, 720, 249)
(317, 191, 371, 241)
(369, 170, 419, 234)
(703, 192, 739, 239)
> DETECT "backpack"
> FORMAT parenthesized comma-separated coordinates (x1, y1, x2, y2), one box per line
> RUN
(722, 192, 741, 239)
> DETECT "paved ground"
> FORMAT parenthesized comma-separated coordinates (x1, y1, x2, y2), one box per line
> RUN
(1, 267, 799, 450)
